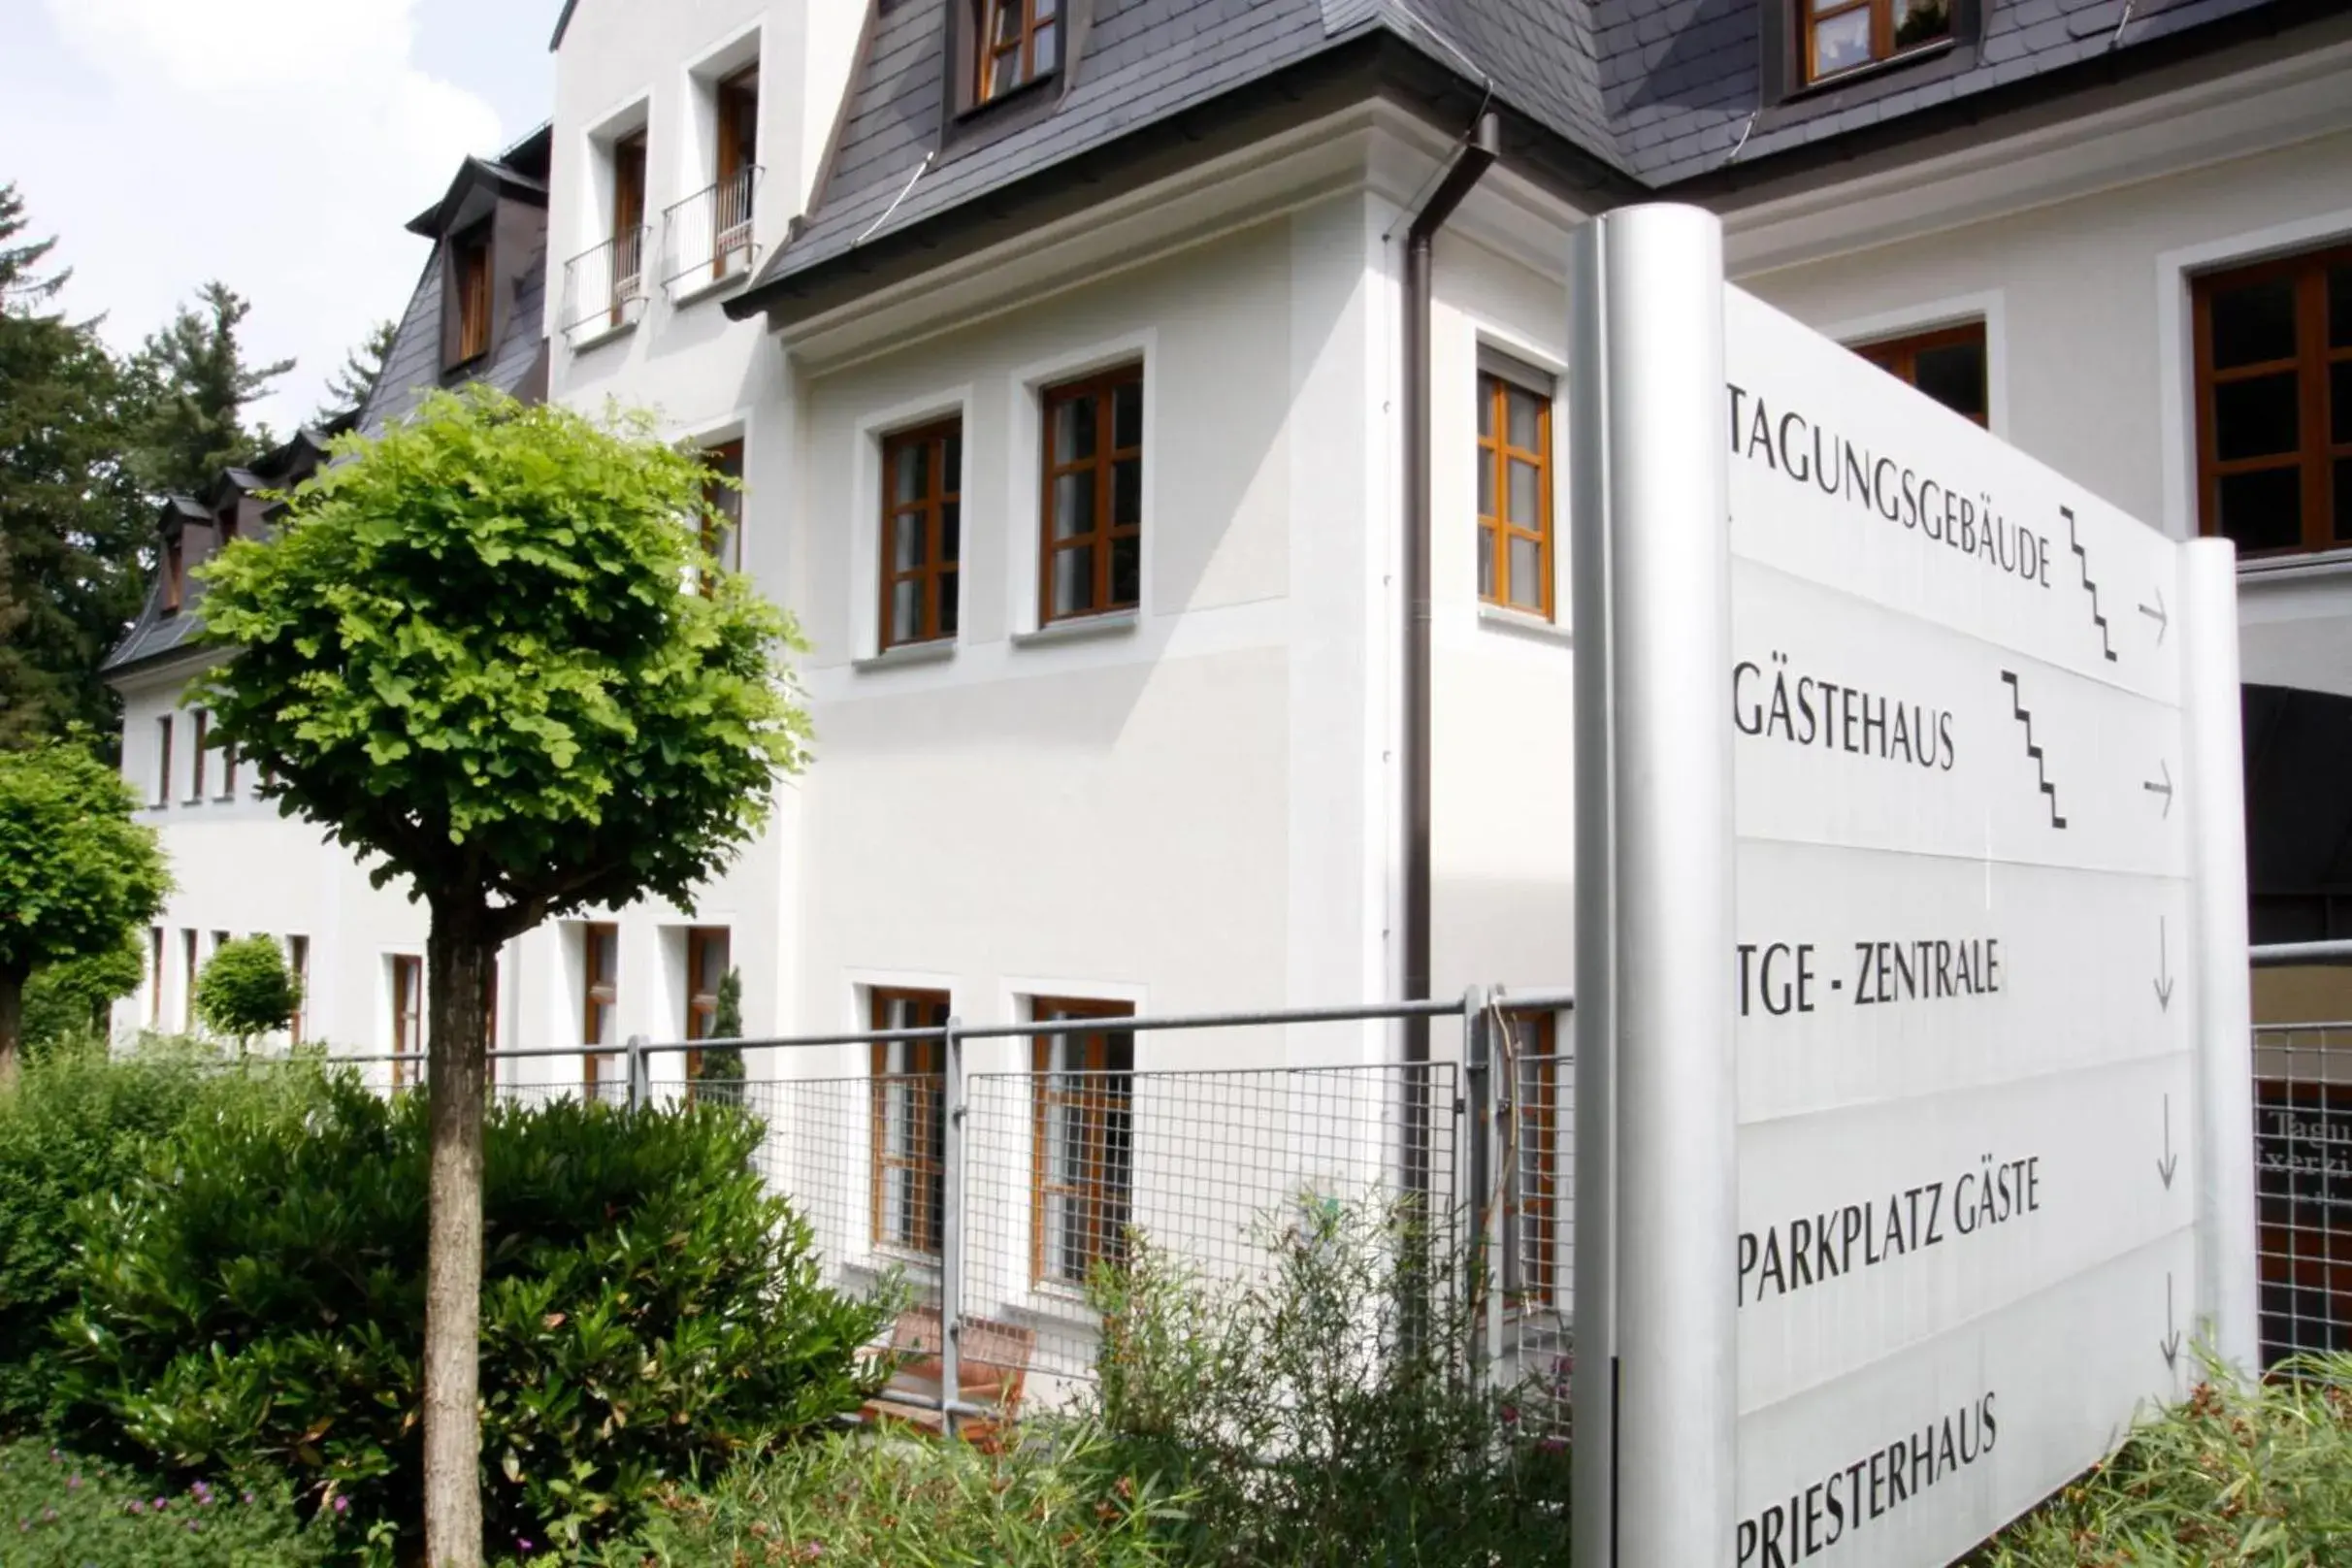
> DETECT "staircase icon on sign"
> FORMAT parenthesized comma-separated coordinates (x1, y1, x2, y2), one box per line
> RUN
(2000, 670, 2067, 830)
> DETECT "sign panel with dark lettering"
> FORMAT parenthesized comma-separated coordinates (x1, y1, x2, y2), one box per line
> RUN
(1726, 288, 2203, 1567)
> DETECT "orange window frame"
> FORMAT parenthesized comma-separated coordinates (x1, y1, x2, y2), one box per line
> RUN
(1029, 997, 1134, 1288)
(974, 0, 1060, 105)
(1802, 0, 1953, 84)
(582, 922, 619, 1091)
(880, 419, 963, 649)
(700, 440, 745, 589)
(2192, 243, 2352, 556)
(1856, 320, 1989, 427)
(453, 227, 493, 363)
(869, 988, 950, 1256)
(1476, 372, 1554, 619)
(1039, 364, 1143, 625)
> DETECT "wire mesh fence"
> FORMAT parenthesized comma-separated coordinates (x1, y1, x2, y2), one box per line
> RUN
(2252, 1019, 2352, 1364)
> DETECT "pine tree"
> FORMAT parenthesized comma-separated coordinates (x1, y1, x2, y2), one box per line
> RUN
(311, 318, 397, 430)
(123, 280, 293, 501)
(0, 183, 149, 743)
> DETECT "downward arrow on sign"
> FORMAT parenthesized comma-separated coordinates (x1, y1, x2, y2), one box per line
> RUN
(2158, 1093, 2177, 1190)
(2161, 1272, 2181, 1372)
(2155, 916, 2174, 1012)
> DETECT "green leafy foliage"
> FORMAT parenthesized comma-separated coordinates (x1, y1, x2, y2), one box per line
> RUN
(121, 280, 291, 502)
(55, 1072, 893, 1555)
(20, 931, 144, 1053)
(0, 185, 153, 744)
(191, 384, 809, 935)
(193, 935, 300, 1049)
(694, 968, 745, 1086)
(1085, 1194, 1573, 1566)
(0, 737, 170, 1069)
(0, 1440, 332, 1567)
(0, 1039, 227, 1432)
(1972, 1352, 2352, 1567)
(596, 1423, 1193, 1568)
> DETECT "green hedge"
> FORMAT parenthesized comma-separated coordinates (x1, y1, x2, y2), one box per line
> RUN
(0, 1041, 229, 1431)
(0, 1439, 330, 1567)
(53, 1069, 892, 1556)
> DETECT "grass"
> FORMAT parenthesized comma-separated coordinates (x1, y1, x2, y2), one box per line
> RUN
(1972, 1353, 2352, 1567)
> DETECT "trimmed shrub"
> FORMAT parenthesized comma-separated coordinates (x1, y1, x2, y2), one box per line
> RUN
(56, 1074, 893, 1556)
(0, 1039, 226, 1433)
(0, 1439, 332, 1567)
(19, 932, 144, 1054)
(192, 937, 300, 1051)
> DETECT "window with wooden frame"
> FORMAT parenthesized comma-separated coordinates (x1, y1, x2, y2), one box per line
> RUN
(881, 420, 963, 649)
(390, 954, 423, 1087)
(1802, 0, 1952, 84)
(1030, 997, 1134, 1288)
(700, 440, 744, 589)
(610, 131, 648, 321)
(870, 988, 950, 1257)
(1476, 369, 1554, 618)
(286, 935, 309, 1044)
(1040, 365, 1142, 624)
(162, 535, 184, 615)
(181, 931, 199, 1032)
(450, 224, 493, 366)
(683, 927, 731, 1079)
(217, 503, 241, 546)
(188, 710, 210, 802)
(148, 927, 164, 1027)
(973, 0, 1061, 107)
(1856, 321, 1988, 426)
(153, 716, 173, 807)
(582, 922, 619, 1092)
(1504, 1012, 1564, 1313)
(2193, 244, 2352, 557)
(714, 67, 760, 273)
(217, 735, 237, 800)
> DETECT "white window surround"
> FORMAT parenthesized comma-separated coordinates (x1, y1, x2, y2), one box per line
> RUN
(575, 93, 655, 323)
(851, 388, 973, 663)
(1004, 332, 1157, 638)
(1467, 325, 1572, 640)
(1817, 290, 2009, 441)
(2155, 208, 2352, 551)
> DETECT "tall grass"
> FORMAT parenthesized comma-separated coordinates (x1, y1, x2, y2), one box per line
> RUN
(1974, 1353, 2352, 1567)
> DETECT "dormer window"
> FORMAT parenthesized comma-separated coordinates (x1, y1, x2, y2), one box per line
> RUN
(162, 535, 184, 615)
(975, 0, 1059, 105)
(217, 504, 240, 546)
(1804, 0, 1950, 83)
(450, 224, 493, 366)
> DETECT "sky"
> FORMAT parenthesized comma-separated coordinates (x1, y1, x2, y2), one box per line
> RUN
(0, 0, 557, 435)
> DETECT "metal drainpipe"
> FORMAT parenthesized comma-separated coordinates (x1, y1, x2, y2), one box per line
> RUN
(1401, 114, 1501, 1077)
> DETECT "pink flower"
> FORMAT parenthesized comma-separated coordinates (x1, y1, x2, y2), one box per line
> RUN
(331, 1495, 350, 1516)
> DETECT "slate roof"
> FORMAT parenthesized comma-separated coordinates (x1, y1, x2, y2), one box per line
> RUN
(734, 0, 2311, 312)
(103, 134, 551, 680)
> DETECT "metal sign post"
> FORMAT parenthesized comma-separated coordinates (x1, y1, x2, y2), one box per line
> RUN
(1568, 204, 2255, 1566)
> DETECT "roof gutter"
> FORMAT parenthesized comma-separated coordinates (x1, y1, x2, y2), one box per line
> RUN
(1400, 112, 1499, 1078)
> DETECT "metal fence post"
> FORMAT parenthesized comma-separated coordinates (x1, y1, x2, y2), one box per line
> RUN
(1463, 986, 1498, 1389)
(939, 1015, 965, 1435)
(626, 1034, 649, 1113)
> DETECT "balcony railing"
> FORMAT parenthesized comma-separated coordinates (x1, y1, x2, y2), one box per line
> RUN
(560, 225, 651, 342)
(662, 165, 763, 297)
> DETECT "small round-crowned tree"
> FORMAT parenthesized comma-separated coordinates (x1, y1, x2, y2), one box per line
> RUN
(194, 934, 300, 1053)
(0, 738, 170, 1084)
(191, 386, 808, 1567)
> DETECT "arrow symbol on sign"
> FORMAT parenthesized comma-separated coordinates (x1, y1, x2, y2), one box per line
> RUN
(2158, 1093, 2177, 1189)
(2140, 588, 2169, 645)
(2155, 917, 2174, 1012)
(2161, 1271, 2181, 1372)
(2144, 761, 2174, 818)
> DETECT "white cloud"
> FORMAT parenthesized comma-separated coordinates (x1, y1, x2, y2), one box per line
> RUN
(12, 0, 509, 434)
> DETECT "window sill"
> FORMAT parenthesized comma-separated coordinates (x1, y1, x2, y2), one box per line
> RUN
(1478, 604, 1573, 647)
(853, 638, 957, 673)
(1012, 609, 1139, 649)
(566, 314, 641, 355)
(667, 263, 755, 310)
(1785, 37, 1961, 105)
(2237, 546, 2352, 584)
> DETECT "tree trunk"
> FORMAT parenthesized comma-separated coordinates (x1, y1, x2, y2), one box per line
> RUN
(421, 903, 494, 1568)
(0, 966, 22, 1091)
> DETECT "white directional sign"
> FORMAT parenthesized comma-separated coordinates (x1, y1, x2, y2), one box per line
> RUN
(1566, 206, 2257, 1568)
